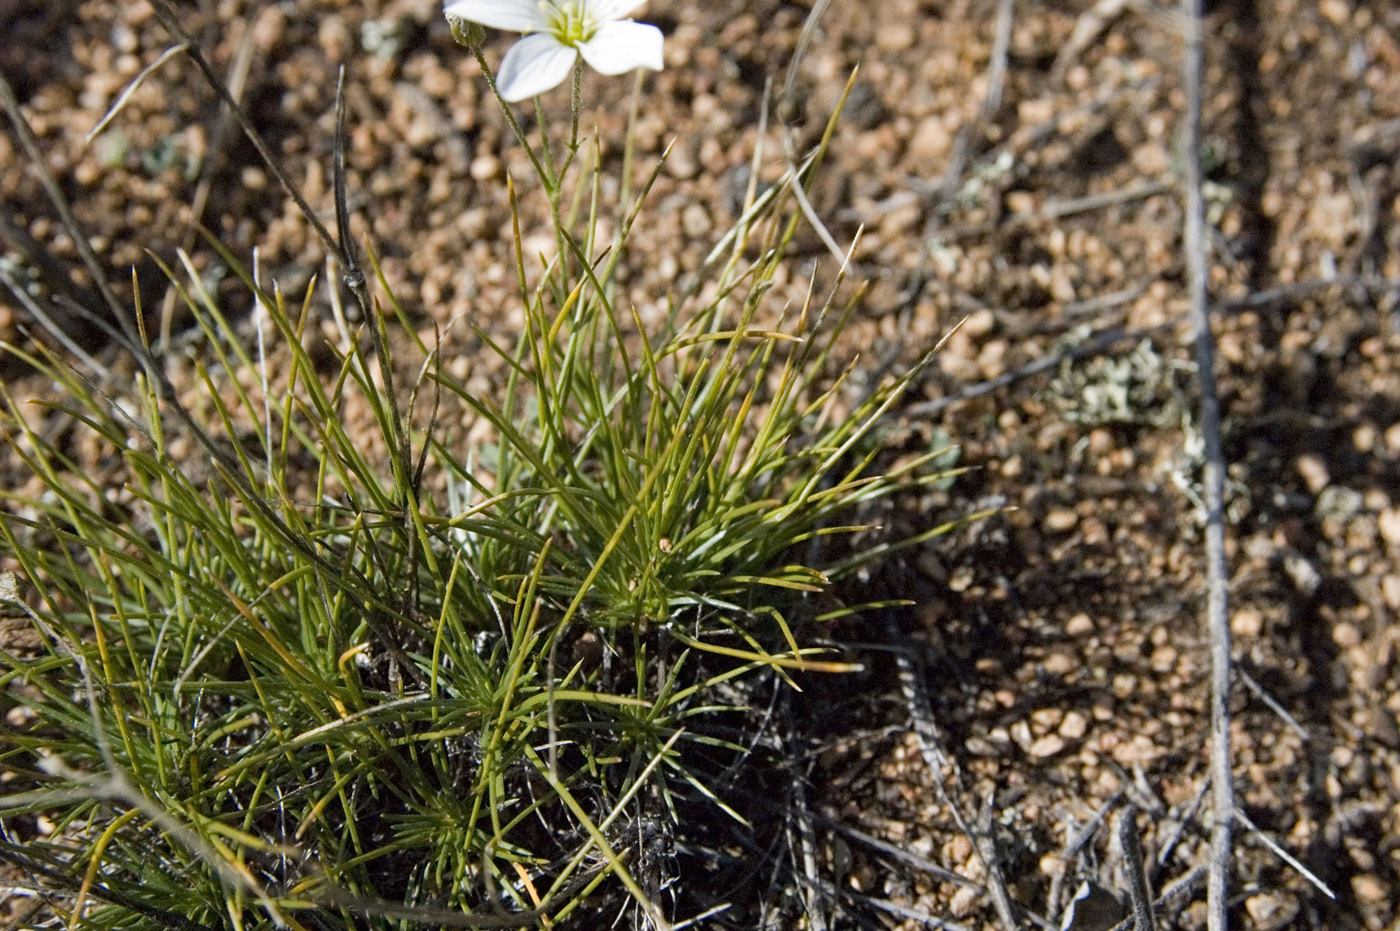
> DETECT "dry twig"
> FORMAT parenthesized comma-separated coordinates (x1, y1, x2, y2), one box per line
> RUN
(1116, 806, 1156, 931)
(886, 615, 1022, 931)
(1179, 0, 1234, 925)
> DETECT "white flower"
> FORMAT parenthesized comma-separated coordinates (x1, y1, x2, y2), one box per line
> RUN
(445, 0, 664, 102)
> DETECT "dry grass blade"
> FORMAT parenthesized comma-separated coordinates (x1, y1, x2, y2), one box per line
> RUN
(1232, 809, 1337, 901)
(84, 42, 189, 144)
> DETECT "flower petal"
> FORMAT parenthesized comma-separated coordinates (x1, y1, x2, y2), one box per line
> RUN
(496, 33, 579, 101)
(578, 20, 663, 76)
(588, 0, 650, 20)
(442, 0, 546, 32)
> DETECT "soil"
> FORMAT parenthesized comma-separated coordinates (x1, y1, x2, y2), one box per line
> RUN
(3, 0, 1400, 928)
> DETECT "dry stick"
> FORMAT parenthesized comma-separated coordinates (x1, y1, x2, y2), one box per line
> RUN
(905, 320, 1164, 416)
(1046, 789, 1126, 920)
(819, 818, 985, 892)
(904, 274, 1399, 418)
(1154, 778, 1209, 882)
(1061, 790, 1126, 862)
(984, 0, 1016, 115)
(1102, 865, 1206, 931)
(834, 884, 978, 931)
(1041, 180, 1175, 219)
(888, 620, 1022, 931)
(1116, 806, 1156, 931)
(1180, 0, 1234, 925)
(790, 762, 829, 931)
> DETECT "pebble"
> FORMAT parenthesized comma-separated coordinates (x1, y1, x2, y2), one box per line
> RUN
(1383, 575, 1400, 610)
(1387, 422, 1400, 453)
(1296, 454, 1330, 494)
(469, 155, 500, 181)
(1245, 892, 1298, 930)
(948, 885, 979, 916)
(1059, 711, 1088, 740)
(1231, 608, 1264, 637)
(1379, 508, 1400, 547)
(663, 141, 700, 180)
(1045, 508, 1079, 532)
(1367, 706, 1400, 749)
(875, 22, 916, 52)
(961, 307, 996, 338)
(1318, 0, 1350, 25)
(1332, 621, 1362, 648)
(682, 203, 712, 238)
(1029, 734, 1066, 758)
(1352, 873, 1387, 903)
(908, 115, 952, 162)
(1066, 613, 1095, 636)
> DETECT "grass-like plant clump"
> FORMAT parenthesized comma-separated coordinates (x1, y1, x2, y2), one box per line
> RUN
(0, 16, 962, 925)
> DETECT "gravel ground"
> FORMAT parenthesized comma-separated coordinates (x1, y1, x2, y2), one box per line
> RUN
(3, 0, 1400, 927)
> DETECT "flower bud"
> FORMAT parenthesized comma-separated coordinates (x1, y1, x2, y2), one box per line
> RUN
(446, 15, 484, 49)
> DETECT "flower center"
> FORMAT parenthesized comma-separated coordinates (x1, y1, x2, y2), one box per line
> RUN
(541, 0, 595, 46)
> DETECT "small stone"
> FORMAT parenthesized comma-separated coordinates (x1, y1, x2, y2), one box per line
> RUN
(252, 5, 287, 51)
(908, 116, 952, 162)
(1046, 508, 1078, 532)
(1029, 734, 1066, 758)
(1245, 892, 1299, 930)
(949, 885, 979, 916)
(1366, 706, 1400, 749)
(875, 22, 915, 51)
(978, 340, 1008, 378)
(946, 834, 973, 865)
(1043, 651, 1077, 675)
(1382, 575, 1400, 610)
(664, 142, 699, 180)
(961, 307, 996, 338)
(1005, 190, 1038, 215)
(1333, 621, 1362, 648)
(1296, 454, 1329, 494)
(681, 203, 711, 238)
(1352, 873, 1387, 903)
(1067, 613, 1095, 636)
(1378, 508, 1400, 547)
(1010, 719, 1034, 751)
(469, 154, 500, 181)
(1354, 423, 1377, 453)
(1232, 608, 1264, 637)
(1059, 711, 1088, 740)
(1318, 0, 1350, 24)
